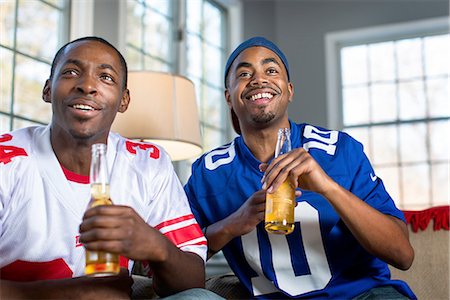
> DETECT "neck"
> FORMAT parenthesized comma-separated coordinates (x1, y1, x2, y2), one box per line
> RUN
(240, 117, 290, 163)
(50, 127, 108, 176)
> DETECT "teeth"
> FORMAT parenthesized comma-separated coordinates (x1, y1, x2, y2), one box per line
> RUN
(250, 93, 273, 101)
(73, 104, 94, 111)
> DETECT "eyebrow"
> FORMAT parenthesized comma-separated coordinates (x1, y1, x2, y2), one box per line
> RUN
(262, 57, 280, 66)
(62, 59, 119, 76)
(235, 57, 281, 71)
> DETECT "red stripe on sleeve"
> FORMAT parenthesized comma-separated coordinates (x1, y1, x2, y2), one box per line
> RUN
(163, 223, 205, 246)
(119, 256, 129, 268)
(154, 214, 195, 230)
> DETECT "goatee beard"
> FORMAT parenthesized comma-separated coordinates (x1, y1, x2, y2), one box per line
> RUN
(252, 107, 275, 124)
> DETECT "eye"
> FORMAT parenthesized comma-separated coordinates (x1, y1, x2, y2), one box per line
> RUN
(267, 68, 278, 75)
(238, 71, 252, 78)
(61, 69, 78, 76)
(100, 73, 115, 83)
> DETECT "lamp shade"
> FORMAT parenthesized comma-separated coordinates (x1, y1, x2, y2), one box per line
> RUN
(112, 71, 202, 161)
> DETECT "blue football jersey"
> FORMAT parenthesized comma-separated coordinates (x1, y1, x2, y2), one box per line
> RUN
(185, 120, 415, 299)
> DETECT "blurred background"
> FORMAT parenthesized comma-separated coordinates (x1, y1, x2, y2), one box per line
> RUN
(1, 0, 449, 275)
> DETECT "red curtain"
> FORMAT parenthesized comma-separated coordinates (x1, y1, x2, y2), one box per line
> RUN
(402, 205, 450, 233)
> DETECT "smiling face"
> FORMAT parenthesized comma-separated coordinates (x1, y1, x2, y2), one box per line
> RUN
(43, 40, 129, 144)
(225, 46, 293, 133)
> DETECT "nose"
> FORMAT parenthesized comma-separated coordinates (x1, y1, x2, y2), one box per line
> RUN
(76, 75, 97, 95)
(250, 71, 268, 86)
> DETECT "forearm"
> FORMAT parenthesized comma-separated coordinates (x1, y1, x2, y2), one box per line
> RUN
(204, 214, 243, 260)
(0, 275, 132, 299)
(322, 181, 414, 270)
(150, 239, 205, 296)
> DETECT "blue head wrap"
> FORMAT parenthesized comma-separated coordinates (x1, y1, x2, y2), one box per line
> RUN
(224, 36, 290, 87)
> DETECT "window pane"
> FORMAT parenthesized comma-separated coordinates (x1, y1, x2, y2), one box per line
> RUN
(427, 77, 449, 118)
(369, 42, 395, 82)
(431, 163, 449, 206)
(13, 54, 51, 123)
(126, 1, 144, 50)
(0, 114, 10, 133)
(396, 38, 423, 80)
(372, 125, 398, 165)
(377, 166, 401, 208)
(204, 1, 223, 47)
(399, 123, 427, 163)
(370, 82, 396, 122)
(401, 164, 430, 209)
(16, 0, 60, 62)
(398, 80, 426, 120)
(341, 45, 368, 85)
(186, 35, 203, 79)
(424, 34, 450, 76)
(203, 85, 224, 128)
(1, 47, 13, 113)
(186, 0, 202, 34)
(0, 0, 16, 48)
(429, 120, 449, 161)
(13, 117, 44, 130)
(342, 86, 369, 126)
(127, 47, 143, 70)
(144, 0, 171, 15)
(144, 55, 170, 72)
(204, 44, 222, 86)
(344, 127, 370, 158)
(202, 126, 223, 152)
(143, 11, 172, 63)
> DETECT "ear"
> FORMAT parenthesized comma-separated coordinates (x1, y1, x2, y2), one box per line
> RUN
(224, 89, 233, 109)
(287, 82, 294, 103)
(42, 79, 51, 103)
(117, 89, 130, 113)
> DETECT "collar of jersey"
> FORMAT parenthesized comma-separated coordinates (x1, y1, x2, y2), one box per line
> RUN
(236, 119, 299, 172)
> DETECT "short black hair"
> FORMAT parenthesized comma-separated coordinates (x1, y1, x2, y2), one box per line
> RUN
(49, 36, 128, 89)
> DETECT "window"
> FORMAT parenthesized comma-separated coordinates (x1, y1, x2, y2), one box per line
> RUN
(0, 0, 70, 132)
(125, 0, 175, 72)
(125, 0, 230, 160)
(326, 18, 449, 210)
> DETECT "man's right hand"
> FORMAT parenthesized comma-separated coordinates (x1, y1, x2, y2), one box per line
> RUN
(226, 190, 266, 237)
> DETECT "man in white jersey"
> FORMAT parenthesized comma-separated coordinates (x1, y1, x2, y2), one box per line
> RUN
(185, 37, 416, 299)
(0, 37, 221, 299)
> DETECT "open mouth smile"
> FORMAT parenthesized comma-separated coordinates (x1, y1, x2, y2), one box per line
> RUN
(71, 104, 97, 111)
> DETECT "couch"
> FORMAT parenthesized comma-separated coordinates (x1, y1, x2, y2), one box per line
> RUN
(132, 206, 449, 299)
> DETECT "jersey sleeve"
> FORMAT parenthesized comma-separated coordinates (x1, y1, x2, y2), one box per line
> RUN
(144, 149, 208, 261)
(343, 133, 405, 221)
(184, 158, 208, 229)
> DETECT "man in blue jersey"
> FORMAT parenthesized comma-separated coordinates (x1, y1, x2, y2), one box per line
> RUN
(185, 36, 416, 299)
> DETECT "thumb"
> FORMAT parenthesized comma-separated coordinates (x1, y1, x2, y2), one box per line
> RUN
(259, 163, 268, 172)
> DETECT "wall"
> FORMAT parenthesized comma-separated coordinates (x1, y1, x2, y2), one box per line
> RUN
(242, 0, 449, 128)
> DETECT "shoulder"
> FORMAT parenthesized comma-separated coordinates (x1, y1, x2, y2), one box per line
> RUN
(295, 122, 363, 156)
(110, 132, 171, 164)
(0, 126, 44, 165)
(191, 140, 238, 175)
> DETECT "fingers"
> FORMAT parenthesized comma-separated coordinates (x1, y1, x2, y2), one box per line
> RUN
(83, 205, 134, 219)
(79, 205, 143, 252)
(262, 149, 310, 193)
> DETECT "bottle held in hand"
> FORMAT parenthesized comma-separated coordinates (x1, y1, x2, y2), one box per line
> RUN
(264, 128, 295, 235)
(85, 143, 120, 276)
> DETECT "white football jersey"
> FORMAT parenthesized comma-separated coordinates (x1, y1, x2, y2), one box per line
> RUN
(0, 125, 206, 280)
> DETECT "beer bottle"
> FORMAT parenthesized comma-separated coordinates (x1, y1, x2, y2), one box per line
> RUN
(264, 128, 295, 235)
(85, 143, 120, 276)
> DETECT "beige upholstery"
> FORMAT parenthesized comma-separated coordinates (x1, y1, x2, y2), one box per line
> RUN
(389, 225, 450, 300)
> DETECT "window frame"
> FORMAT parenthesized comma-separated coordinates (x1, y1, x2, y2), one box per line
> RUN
(325, 17, 449, 209)
(325, 16, 449, 130)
